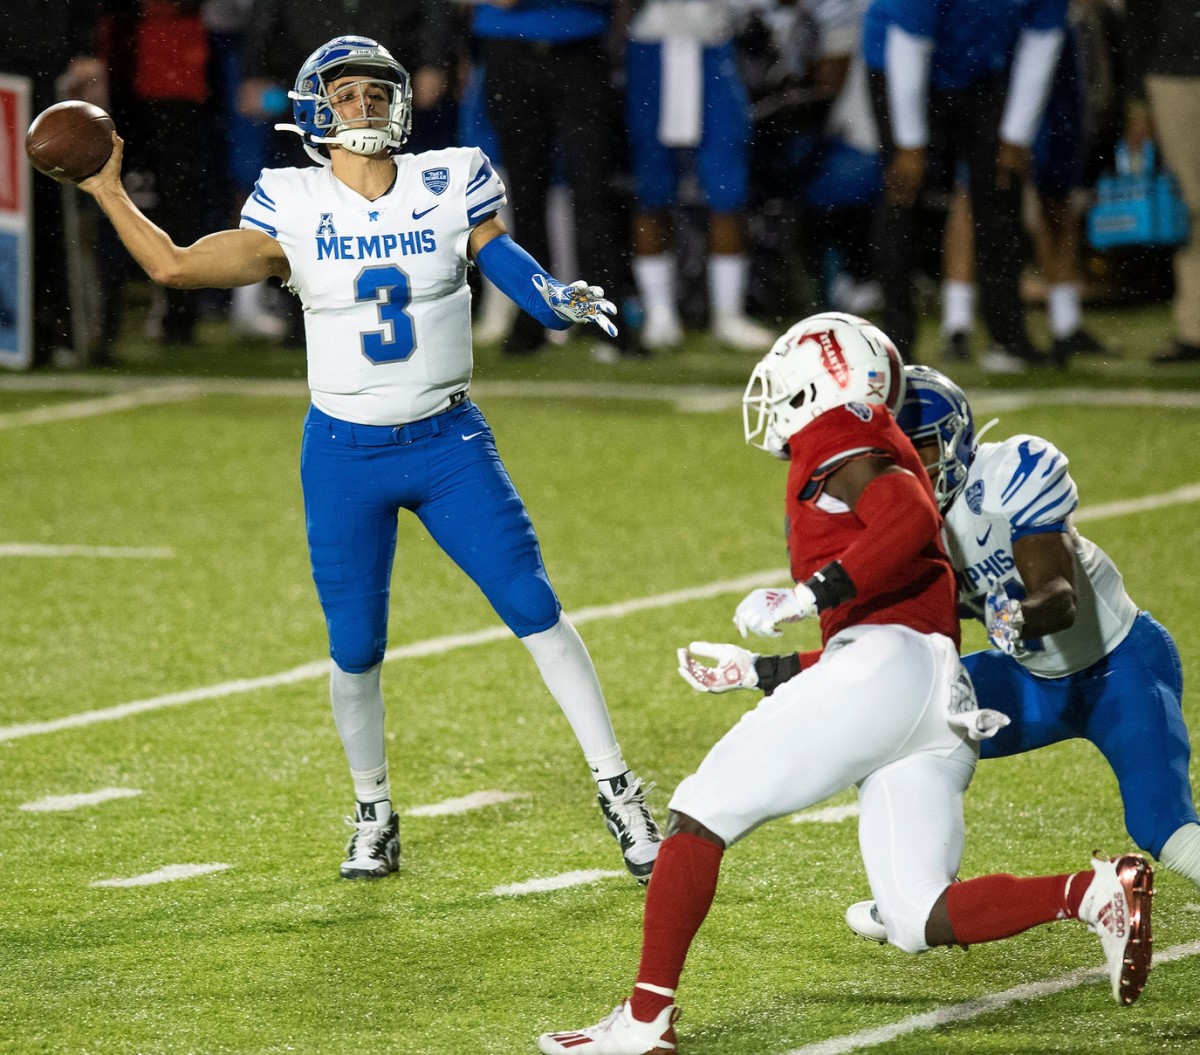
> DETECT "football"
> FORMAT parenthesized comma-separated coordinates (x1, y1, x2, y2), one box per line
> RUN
(25, 100, 115, 183)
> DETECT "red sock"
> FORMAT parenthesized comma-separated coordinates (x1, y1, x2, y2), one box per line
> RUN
(945, 870, 1088, 945)
(630, 833, 724, 1020)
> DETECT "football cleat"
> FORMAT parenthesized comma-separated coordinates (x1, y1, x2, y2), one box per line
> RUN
(1078, 852, 1154, 1005)
(339, 801, 400, 880)
(711, 311, 775, 353)
(641, 310, 684, 350)
(538, 1000, 679, 1055)
(845, 900, 889, 944)
(598, 774, 662, 884)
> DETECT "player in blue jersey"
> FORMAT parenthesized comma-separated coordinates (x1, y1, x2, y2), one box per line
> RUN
(76, 35, 661, 883)
(679, 365, 1200, 930)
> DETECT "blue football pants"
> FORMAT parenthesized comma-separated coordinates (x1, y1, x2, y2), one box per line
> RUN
(300, 401, 561, 673)
(970, 612, 1195, 858)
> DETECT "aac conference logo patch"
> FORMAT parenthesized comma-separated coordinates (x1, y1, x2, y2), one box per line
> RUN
(422, 168, 449, 195)
(965, 480, 985, 514)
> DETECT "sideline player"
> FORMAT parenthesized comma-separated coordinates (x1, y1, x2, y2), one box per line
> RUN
(72, 35, 660, 883)
(538, 314, 1151, 1055)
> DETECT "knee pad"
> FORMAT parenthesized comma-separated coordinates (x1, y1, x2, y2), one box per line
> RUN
(327, 612, 387, 674)
(499, 569, 560, 637)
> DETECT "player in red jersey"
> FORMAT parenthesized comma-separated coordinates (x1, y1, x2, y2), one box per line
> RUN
(538, 314, 1153, 1055)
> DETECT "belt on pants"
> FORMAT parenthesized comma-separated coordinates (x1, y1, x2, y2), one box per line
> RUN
(316, 391, 471, 447)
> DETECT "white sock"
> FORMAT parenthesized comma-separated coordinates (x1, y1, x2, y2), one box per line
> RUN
(521, 615, 620, 761)
(941, 281, 975, 335)
(1047, 282, 1081, 339)
(707, 253, 748, 318)
(633, 253, 678, 321)
(330, 662, 388, 792)
(1160, 822, 1200, 886)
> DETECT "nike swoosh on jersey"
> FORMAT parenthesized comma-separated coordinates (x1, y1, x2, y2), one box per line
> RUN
(976, 526, 992, 546)
(461, 431, 484, 441)
(412, 204, 440, 220)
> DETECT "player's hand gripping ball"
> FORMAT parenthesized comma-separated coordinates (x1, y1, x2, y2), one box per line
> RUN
(25, 101, 115, 183)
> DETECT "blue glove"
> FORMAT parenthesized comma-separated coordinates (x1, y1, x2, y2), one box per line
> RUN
(532, 274, 618, 338)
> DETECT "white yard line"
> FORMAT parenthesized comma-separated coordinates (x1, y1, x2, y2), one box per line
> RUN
(19, 787, 143, 812)
(0, 570, 786, 743)
(489, 870, 626, 896)
(0, 385, 204, 430)
(405, 790, 529, 817)
(90, 863, 233, 888)
(782, 940, 1200, 1055)
(0, 543, 173, 558)
(3, 478, 1200, 745)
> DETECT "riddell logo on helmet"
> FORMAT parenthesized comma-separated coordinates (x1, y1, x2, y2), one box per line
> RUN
(798, 330, 850, 388)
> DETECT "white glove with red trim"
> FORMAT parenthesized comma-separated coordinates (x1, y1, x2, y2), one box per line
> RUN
(733, 584, 818, 638)
(677, 641, 759, 693)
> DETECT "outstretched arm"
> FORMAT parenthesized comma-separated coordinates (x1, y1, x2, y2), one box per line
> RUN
(468, 215, 618, 337)
(79, 133, 289, 290)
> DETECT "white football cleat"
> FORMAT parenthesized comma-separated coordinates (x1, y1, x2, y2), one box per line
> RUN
(711, 312, 774, 352)
(339, 801, 400, 880)
(1078, 852, 1154, 1005)
(845, 900, 888, 944)
(598, 774, 662, 884)
(641, 309, 684, 350)
(538, 1000, 679, 1054)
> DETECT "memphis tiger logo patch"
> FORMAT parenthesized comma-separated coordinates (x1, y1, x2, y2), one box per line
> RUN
(422, 167, 450, 195)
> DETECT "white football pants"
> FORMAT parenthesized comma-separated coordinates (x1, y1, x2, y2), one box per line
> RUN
(670, 623, 978, 953)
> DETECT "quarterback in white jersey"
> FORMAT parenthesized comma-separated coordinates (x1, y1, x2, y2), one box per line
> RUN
(76, 34, 660, 884)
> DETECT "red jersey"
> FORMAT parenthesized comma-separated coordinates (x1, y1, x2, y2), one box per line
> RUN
(785, 404, 960, 646)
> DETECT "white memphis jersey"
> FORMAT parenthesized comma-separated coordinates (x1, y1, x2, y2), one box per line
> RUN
(945, 435, 1138, 678)
(239, 147, 506, 425)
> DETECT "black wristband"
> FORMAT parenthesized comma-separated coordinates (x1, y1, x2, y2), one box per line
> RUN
(804, 561, 857, 611)
(753, 652, 803, 696)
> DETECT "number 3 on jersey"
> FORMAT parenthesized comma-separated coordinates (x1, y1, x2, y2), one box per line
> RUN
(355, 265, 416, 363)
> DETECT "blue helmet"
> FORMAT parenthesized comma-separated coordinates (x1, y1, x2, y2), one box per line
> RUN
(895, 365, 975, 510)
(278, 36, 411, 165)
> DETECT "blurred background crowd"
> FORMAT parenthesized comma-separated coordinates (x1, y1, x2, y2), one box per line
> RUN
(3, 0, 1197, 372)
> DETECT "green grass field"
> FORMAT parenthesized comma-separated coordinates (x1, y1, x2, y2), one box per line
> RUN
(2, 317, 1200, 1054)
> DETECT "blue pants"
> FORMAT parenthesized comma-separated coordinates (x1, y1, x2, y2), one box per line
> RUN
(300, 401, 561, 673)
(970, 613, 1195, 857)
(626, 40, 751, 212)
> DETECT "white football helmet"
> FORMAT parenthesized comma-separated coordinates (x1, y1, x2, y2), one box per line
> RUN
(743, 312, 906, 459)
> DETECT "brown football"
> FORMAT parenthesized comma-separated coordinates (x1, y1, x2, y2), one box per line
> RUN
(25, 100, 115, 183)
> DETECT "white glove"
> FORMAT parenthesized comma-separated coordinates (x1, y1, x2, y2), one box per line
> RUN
(984, 579, 1026, 656)
(677, 641, 759, 693)
(733, 584, 818, 639)
(947, 708, 1012, 741)
(532, 273, 619, 337)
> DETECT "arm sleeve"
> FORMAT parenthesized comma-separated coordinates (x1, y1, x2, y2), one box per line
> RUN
(835, 469, 943, 599)
(473, 234, 571, 330)
(884, 25, 933, 148)
(1000, 28, 1065, 146)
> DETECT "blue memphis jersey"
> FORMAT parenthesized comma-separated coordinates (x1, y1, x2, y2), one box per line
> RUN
(943, 436, 1138, 677)
(863, 0, 1067, 89)
(239, 147, 505, 425)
